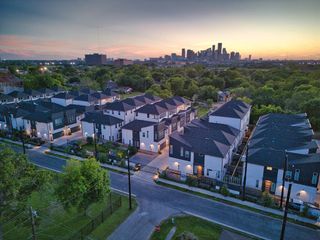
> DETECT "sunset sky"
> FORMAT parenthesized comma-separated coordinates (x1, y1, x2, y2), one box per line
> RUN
(0, 0, 319, 60)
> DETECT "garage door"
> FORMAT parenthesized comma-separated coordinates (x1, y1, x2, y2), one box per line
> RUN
(53, 131, 64, 139)
(70, 126, 80, 133)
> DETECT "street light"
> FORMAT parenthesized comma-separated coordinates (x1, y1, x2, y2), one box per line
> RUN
(242, 143, 249, 201)
(126, 149, 132, 210)
(280, 150, 288, 209)
(280, 168, 293, 240)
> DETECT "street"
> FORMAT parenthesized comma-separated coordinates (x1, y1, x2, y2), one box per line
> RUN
(6, 145, 320, 240)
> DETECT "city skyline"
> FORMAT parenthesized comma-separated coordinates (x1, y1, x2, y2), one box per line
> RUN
(0, 0, 319, 60)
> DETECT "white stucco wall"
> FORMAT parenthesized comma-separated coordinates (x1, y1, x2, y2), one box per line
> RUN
(51, 98, 73, 106)
(72, 100, 91, 106)
(122, 128, 133, 145)
(168, 156, 194, 174)
(244, 163, 264, 190)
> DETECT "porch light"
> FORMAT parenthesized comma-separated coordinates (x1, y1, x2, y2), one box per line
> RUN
(267, 166, 272, 171)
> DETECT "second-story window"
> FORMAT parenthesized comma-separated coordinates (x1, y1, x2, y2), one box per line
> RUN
(147, 114, 150, 118)
(180, 147, 184, 157)
(118, 111, 120, 115)
(312, 172, 318, 185)
(185, 150, 190, 158)
(169, 145, 173, 154)
(136, 112, 138, 116)
(142, 132, 145, 137)
(294, 169, 300, 181)
(147, 131, 149, 138)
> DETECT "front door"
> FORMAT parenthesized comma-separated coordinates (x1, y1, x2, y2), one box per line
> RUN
(264, 180, 271, 192)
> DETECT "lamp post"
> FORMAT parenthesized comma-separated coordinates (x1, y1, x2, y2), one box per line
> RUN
(126, 149, 132, 210)
(242, 143, 249, 201)
(280, 175, 292, 240)
(280, 150, 288, 209)
(20, 130, 26, 154)
(93, 121, 98, 159)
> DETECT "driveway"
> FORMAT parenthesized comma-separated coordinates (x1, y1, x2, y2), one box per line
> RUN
(130, 151, 158, 166)
(52, 131, 83, 146)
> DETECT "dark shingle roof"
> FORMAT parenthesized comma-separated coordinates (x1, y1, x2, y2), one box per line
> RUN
(247, 113, 315, 168)
(52, 92, 74, 99)
(104, 101, 135, 111)
(122, 120, 156, 131)
(82, 111, 123, 125)
(23, 111, 52, 123)
(170, 119, 239, 158)
(122, 98, 145, 108)
(74, 94, 98, 102)
(0, 93, 14, 102)
(8, 91, 30, 99)
(210, 100, 250, 119)
(134, 94, 162, 104)
(135, 103, 167, 115)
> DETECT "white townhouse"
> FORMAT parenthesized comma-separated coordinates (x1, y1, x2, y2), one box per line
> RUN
(168, 119, 241, 180)
(244, 113, 320, 205)
(51, 92, 74, 106)
(209, 100, 251, 139)
(81, 111, 123, 142)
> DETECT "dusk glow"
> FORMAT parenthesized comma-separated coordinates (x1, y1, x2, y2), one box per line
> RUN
(0, 0, 319, 60)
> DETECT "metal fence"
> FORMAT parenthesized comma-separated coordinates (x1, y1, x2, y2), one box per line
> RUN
(69, 194, 122, 240)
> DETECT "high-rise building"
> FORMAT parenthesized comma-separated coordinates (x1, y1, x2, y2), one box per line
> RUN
(186, 49, 195, 60)
(85, 53, 107, 65)
(212, 45, 215, 60)
(235, 52, 240, 61)
(181, 48, 186, 58)
(217, 43, 222, 60)
(249, 54, 252, 61)
(230, 51, 235, 61)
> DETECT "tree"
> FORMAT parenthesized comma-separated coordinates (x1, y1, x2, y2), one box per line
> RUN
(55, 158, 110, 213)
(0, 146, 51, 217)
(251, 105, 285, 123)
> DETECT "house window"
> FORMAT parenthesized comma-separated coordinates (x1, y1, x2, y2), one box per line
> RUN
(206, 169, 212, 176)
(180, 147, 184, 157)
(136, 112, 138, 116)
(112, 110, 114, 114)
(312, 172, 318, 185)
(185, 150, 190, 158)
(169, 145, 173, 154)
(294, 169, 300, 181)
(147, 114, 150, 118)
(118, 111, 120, 115)
(103, 125, 106, 129)
(147, 131, 149, 138)
(255, 180, 259, 188)
(115, 124, 117, 129)
(142, 132, 145, 137)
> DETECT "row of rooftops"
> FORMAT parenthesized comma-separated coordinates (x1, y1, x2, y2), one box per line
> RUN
(0, 87, 119, 104)
(0, 98, 91, 123)
(247, 113, 319, 169)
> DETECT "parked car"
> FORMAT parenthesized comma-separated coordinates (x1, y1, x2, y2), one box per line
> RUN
(133, 163, 141, 171)
(289, 199, 304, 211)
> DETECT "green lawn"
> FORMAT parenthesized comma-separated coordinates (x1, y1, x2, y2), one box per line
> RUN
(196, 106, 210, 118)
(1, 181, 136, 240)
(120, 91, 142, 100)
(151, 216, 222, 240)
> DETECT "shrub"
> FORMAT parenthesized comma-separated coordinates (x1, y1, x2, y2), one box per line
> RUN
(301, 204, 309, 217)
(260, 191, 274, 207)
(220, 184, 230, 197)
(86, 136, 93, 144)
(186, 175, 198, 187)
(128, 146, 138, 155)
(179, 232, 198, 240)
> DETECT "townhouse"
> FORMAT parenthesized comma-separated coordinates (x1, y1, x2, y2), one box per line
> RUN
(245, 113, 320, 205)
(209, 100, 251, 139)
(168, 99, 250, 180)
(81, 111, 123, 142)
(122, 96, 195, 152)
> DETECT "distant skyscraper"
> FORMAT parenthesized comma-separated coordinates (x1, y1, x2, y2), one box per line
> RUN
(181, 48, 186, 58)
(249, 54, 252, 61)
(85, 53, 107, 65)
(217, 43, 222, 60)
(230, 51, 235, 61)
(235, 52, 240, 61)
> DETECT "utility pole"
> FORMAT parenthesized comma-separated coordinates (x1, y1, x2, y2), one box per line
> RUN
(242, 144, 249, 201)
(280, 150, 288, 209)
(93, 121, 98, 159)
(127, 150, 132, 210)
(29, 207, 36, 240)
(280, 182, 292, 240)
(20, 131, 26, 154)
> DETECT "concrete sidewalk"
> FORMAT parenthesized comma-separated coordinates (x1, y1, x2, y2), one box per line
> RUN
(157, 178, 318, 226)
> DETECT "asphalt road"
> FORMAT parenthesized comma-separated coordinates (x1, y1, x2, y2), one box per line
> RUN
(5, 145, 320, 240)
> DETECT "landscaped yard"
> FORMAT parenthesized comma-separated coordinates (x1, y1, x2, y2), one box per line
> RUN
(195, 106, 210, 118)
(151, 215, 253, 240)
(1, 178, 137, 240)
